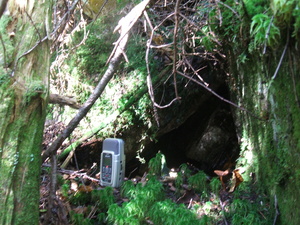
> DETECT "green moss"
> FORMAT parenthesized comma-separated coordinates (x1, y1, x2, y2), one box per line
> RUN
(243, 0, 268, 17)
(73, 15, 119, 78)
(24, 82, 46, 104)
(228, 47, 300, 224)
(0, 15, 14, 68)
(188, 171, 209, 197)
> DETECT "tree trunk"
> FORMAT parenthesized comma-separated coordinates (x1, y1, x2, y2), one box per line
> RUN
(0, 1, 52, 224)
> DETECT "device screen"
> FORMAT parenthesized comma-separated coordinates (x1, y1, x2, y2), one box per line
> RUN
(101, 153, 112, 183)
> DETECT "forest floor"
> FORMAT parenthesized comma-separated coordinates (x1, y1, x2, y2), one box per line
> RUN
(38, 160, 272, 225)
(40, 123, 272, 224)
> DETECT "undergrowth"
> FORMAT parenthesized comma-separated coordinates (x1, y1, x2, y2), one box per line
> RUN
(58, 153, 273, 225)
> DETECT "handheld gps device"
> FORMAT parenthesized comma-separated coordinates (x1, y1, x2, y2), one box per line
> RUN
(100, 138, 125, 188)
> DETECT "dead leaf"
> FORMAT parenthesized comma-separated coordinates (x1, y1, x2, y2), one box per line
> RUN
(229, 169, 244, 193)
(78, 185, 94, 193)
(70, 180, 78, 192)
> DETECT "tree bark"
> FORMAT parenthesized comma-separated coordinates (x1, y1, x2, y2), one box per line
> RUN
(0, 0, 8, 18)
(0, 1, 52, 224)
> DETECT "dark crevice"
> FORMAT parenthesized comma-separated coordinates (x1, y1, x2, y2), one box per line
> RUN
(140, 84, 240, 176)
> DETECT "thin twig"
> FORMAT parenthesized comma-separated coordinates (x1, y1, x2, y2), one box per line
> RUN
(263, 16, 274, 54)
(91, 0, 108, 22)
(145, 12, 177, 126)
(25, 10, 42, 41)
(143, 10, 154, 31)
(106, 0, 151, 64)
(149, 42, 174, 49)
(271, 34, 289, 80)
(273, 194, 280, 225)
(172, 0, 182, 101)
(183, 58, 208, 87)
(179, 12, 222, 46)
(177, 71, 265, 120)
(218, 1, 241, 20)
(42, 163, 100, 183)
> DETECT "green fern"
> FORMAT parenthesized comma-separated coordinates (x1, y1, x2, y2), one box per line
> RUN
(209, 177, 221, 195)
(148, 152, 163, 176)
(121, 180, 136, 198)
(250, 13, 280, 48)
(91, 186, 115, 210)
(188, 171, 209, 197)
(149, 199, 202, 225)
(70, 212, 93, 225)
(107, 175, 164, 224)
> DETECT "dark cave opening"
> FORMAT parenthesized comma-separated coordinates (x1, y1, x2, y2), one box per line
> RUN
(140, 84, 240, 176)
(70, 84, 240, 178)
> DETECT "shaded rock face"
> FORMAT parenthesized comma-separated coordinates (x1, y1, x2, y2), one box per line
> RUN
(185, 108, 239, 172)
(141, 86, 240, 174)
(70, 139, 102, 169)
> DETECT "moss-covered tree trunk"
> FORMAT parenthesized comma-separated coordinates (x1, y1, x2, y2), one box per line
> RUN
(227, 33, 300, 225)
(0, 1, 52, 224)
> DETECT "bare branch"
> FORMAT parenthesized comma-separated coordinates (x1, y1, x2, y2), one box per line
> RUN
(49, 94, 81, 109)
(177, 71, 265, 121)
(172, 0, 182, 101)
(25, 10, 42, 41)
(106, 0, 151, 64)
(271, 34, 289, 80)
(42, 0, 152, 162)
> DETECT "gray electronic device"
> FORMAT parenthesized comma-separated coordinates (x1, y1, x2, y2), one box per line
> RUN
(100, 138, 125, 188)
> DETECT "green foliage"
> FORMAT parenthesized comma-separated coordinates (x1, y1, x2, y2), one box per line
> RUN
(188, 171, 209, 197)
(91, 186, 115, 210)
(149, 199, 201, 225)
(179, 163, 192, 177)
(120, 180, 135, 198)
(107, 175, 165, 224)
(216, 0, 242, 40)
(230, 198, 253, 216)
(175, 164, 191, 196)
(231, 212, 261, 225)
(292, 3, 300, 38)
(209, 177, 221, 195)
(175, 171, 184, 196)
(243, 0, 268, 17)
(70, 212, 93, 225)
(250, 14, 280, 48)
(148, 152, 163, 176)
(73, 16, 119, 78)
(227, 198, 267, 225)
(61, 183, 70, 198)
(0, 15, 14, 67)
(24, 82, 46, 104)
(271, 0, 297, 24)
(0, 72, 10, 88)
(69, 188, 92, 206)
